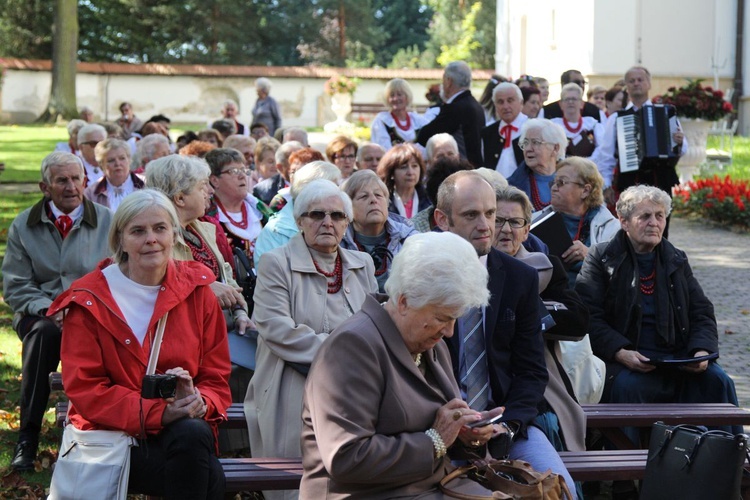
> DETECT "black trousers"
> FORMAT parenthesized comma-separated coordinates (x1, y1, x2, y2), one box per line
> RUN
(128, 418, 225, 500)
(16, 315, 62, 442)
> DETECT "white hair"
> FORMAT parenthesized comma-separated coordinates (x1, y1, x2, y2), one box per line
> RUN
(293, 179, 353, 223)
(275, 140, 303, 166)
(282, 127, 309, 146)
(475, 167, 508, 190)
(290, 161, 342, 199)
(519, 119, 568, 161)
(255, 77, 272, 93)
(425, 133, 458, 161)
(77, 123, 107, 145)
(385, 232, 489, 311)
(146, 154, 210, 200)
(66, 119, 86, 136)
(616, 185, 672, 219)
(444, 61, 472, 89)
(561, 82, 583, 100)
(492, 82, 523, 102)
(41, 152, 85, 184)
(133, 134, 170, 169)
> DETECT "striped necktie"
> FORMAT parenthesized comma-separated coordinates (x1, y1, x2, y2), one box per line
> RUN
(461, 306, 489, 410)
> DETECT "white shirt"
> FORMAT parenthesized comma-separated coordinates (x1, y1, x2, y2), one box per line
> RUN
(106, 175, 135, 213)
(102, 264, 160, 345)
(81, 158, 104, 185)
(495, 114, 528, 179)
(598, 99, 689, 188)
(49, 201, 83, 223)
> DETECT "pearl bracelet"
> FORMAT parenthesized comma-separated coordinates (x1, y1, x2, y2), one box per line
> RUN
(425, 428, 447, 459)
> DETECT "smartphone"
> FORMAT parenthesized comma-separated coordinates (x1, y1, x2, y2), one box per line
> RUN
(466, 414, 503, 429)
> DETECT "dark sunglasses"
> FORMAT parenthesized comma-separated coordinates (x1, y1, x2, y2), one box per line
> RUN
(302, 210, 348, 222)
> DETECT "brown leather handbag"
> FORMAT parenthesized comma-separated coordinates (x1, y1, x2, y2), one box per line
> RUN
(439, 459, 573, 500)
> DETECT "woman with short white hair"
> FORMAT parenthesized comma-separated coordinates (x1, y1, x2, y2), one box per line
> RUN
(507, 119, 567, 211)
(85, 138, 145, 211)
(252, 77, 282, 136)
(245, 179, 377, 500)
(370, 78, 437, 152)
(301, 232, 503, 498)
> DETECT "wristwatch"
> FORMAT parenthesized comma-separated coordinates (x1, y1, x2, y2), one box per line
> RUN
(500, 421, 516, 441)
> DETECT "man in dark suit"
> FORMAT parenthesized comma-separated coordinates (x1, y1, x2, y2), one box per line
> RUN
(480, 82, 527, 177)
(543, 69, 603, 122)
(252, 140, 303, 205)
(417, 61, 485, 167)
(434, 171, 575, 493)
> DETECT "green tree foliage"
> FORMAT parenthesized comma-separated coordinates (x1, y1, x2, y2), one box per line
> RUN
(0, 0, 494, 69)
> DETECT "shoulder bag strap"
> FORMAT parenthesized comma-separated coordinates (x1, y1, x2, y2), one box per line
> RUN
(145, 312, 169, 375)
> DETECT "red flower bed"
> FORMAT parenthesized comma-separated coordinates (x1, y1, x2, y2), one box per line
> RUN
(673, 176, 750, 229)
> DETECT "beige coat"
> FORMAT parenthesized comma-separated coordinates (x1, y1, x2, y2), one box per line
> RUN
(173, 220, 237, 288)
(244, 234, 377, 473)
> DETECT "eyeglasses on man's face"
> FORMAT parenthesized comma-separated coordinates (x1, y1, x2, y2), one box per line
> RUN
(495, 217, 528, 229)
(302, 210, 348, 222)
(519, 138, 549, 150)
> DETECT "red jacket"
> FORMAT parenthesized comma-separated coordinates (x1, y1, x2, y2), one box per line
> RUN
(49, 259, 231, 439)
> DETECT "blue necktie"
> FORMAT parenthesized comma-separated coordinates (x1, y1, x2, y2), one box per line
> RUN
(461, 307, 488, 410)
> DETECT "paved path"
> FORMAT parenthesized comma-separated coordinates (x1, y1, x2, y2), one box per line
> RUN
(667, 216, 750, 409)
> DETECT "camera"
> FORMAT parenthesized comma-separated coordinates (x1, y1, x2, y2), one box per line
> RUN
(141, 374, 178, 399)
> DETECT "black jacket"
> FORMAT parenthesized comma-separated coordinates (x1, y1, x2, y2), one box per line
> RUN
(575, 230, 717, 365)
(480, 120, 524, 170)
(417, 90, 485, 167)
(252, 173, 287, 206)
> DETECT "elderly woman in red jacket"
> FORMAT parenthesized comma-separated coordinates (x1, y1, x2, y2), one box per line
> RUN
(49, 189, 231, 500)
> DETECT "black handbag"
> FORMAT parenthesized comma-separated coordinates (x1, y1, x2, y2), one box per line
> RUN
(233, 246, 257, 317)
(640, 421, 749, 500)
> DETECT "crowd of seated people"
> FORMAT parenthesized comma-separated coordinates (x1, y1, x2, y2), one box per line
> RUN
(4, 62, 734, 500)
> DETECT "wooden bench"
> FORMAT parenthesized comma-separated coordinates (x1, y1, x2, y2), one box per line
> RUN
(219, 450, 651, 492)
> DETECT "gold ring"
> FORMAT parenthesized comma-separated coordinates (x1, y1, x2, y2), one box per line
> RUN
(452, 410, 462, 421)
(471, 440, 482, 447)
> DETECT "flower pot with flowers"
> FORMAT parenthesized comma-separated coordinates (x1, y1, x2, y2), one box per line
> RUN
(655, 79, 734, 180)
(324, 74, 360, 134)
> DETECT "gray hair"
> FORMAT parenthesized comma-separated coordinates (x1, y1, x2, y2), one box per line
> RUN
(290, 161, 342, 199)
(146, 154, 211, 200)
(223, 134, 256, 151)
(41, 152, 85, 184)
(383, 78, 414, 108)
(356, 142, 386, 163)
(492, 82, 523, 102)
(94, 138, 130, 166)
(341, 169, 389, 201)
(109, 189, 181, 265)
(519, 119, 568, 161)
(222, 99, 238, 110)
(255, 77, 272, 93)
(425, 133, 458, 162)
(475, 167, 508, 191)
(133, 134, 170, 170)
(77, 123, 107, 145)
(282, 127, 308, 146)
(444, 61, 472, 89)
(293, 179, 353, 224)
(561, 82, 583, 100)
(616, 185, 672, 219)
(275, 140, 303, 166)
(67, 119, 86, 136)
(385, 232, 489, 311)
(495, 186, 533, 223)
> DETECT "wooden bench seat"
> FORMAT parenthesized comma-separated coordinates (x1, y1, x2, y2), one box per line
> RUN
(219, 451, 651, 492)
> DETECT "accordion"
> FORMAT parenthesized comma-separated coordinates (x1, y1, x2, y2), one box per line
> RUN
(616, 105, 677, 173)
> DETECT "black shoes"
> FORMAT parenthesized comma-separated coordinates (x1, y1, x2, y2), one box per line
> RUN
(11, 440, 38, 471)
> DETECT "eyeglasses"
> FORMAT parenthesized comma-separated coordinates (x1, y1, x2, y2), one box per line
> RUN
(549, 178, 586, 189)
(220, 167, 251, 176)
(561, 97, 581, 103)
(519, 139, 549, 150)
(334, 154, 356, 161)
(495, 217, 528, 229)
(80, 140, 100, 148)
(302, 210, 348, 222)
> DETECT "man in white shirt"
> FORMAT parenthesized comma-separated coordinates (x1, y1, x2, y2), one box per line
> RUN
(480, 82, 527, 178)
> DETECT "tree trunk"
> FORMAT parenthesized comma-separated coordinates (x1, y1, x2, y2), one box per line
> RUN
(37, 0, 78, 123)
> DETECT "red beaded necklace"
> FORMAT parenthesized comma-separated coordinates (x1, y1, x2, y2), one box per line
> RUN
(639, 268, 656, 295)
(564, 117, 584, 134)
(528, 174, 550, 211)
(574, 216, 586, 241)
(215, 197, 249, 230)
(312, 253, 343, 294)
(391, 112, 411, 131)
